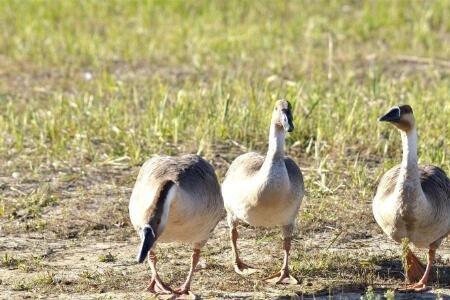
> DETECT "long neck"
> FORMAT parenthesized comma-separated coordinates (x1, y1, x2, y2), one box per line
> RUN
(396, 127, 421, 192)
(260, 120, 286, 175)
(266, 122, 285, 160)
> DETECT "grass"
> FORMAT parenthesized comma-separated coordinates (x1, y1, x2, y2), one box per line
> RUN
(98, 252, 117, 263)
(1, 253, 25, 270)
(1, 0, 450, 298)
(1, 0, 449, 172)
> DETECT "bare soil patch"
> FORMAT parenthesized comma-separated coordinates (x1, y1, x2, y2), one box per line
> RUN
(1, 164, 450, 299)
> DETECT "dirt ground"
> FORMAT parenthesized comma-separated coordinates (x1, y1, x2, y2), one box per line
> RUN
(1, 164, 450, 300)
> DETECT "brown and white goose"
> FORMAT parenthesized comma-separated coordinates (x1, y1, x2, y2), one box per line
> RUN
(129, 154, 224, 298)
(222, 99, 304, 284)
(373, 105, 450, 291)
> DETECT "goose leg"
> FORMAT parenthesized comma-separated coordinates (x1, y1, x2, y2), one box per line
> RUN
(229, 221, 258, 275)
(405, 247, 425, 283)
(399, 248, 435, 292)
(146, 250, 173, 294)
(264, 224, 298, 285)
(173, 247, 200, 299)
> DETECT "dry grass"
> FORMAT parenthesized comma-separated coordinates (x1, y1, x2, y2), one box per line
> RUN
(1, 0, 450, 299)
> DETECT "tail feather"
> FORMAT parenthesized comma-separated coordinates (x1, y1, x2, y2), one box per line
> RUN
(136, 180, 175, 263)
(405, 248, 425, 283)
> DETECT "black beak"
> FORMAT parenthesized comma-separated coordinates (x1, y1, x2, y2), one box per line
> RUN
(379, 107, 401, 122)
(136, 225, 156, 263)
(286, 123, 294, 132)
(281, 109, 294, 132)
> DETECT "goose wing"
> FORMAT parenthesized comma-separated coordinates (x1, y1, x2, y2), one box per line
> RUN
(420, 165, 450, 217)
(224, 152, 264, 179)
(284, 158, 304, 189)
(130, 155, 222, 226)
(376, 165, 450, 201)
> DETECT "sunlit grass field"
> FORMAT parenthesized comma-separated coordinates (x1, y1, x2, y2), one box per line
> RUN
(1, 0, 450, 298)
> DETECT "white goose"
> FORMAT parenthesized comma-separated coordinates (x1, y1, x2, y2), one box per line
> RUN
(373, 105, 450, 291)
(222, 99, 304, 284)
(129, 154, 224, 298)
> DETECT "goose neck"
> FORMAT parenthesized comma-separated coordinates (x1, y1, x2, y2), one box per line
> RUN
(396, 127, 421, 192)
(400, 128, 418, 170)
(266, 123, 285, 161)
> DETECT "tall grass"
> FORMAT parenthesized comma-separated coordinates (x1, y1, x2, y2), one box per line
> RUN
(0, 0, 449, 178)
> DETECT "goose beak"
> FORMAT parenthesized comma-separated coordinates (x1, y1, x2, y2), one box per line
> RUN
(136, 225, 157, 263)
(379, 107, 401, 123)
(281, 109, 294, 132)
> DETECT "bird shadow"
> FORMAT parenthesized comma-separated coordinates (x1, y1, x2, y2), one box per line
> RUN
(287, 257, 450, 299)
(294, 286, 450, 299)
(374, 257, 450, 287)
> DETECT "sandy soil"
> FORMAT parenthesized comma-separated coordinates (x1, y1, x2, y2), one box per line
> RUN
(2, 221, 450, 299)
(1, 165, 450, 299)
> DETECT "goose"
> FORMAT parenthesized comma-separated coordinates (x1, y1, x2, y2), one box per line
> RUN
(129, 154, 224, 298)
(373, 105, 450, 291)
(222, 99, 304, 284)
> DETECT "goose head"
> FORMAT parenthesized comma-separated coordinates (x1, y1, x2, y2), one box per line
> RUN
(272, 99, 294, 132)
(135, 200, 169, 263)
(379, 104, 415, 132)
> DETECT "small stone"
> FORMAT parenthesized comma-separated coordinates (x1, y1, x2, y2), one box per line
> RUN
(83, 72, 93, 81)
(197, 259, 207, 270)
(12, 172, 20, 179)
(52, 275, 62, 284)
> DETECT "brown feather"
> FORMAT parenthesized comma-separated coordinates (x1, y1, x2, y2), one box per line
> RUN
(376, 164, 450, 213)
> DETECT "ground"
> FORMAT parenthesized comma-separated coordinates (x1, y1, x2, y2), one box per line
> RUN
(1, 1, 450, 299)
(1, 163, 450, 299)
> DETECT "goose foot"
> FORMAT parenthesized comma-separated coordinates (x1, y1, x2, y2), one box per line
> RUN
(263, 271, 298, 285)
(170, 248, 200, 300)
(400, 248, 435, 292)
(397, 282, 431, 292)
(146, 277, 173, 294)
(147, 251, 173, 295)
(173, 289, 197, 300)
(405, 248, 425, 283)
(234, 259, 259, 275)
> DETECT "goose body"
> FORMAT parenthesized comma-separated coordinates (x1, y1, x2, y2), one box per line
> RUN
(129, 154, 224, 296)
(373, 165, 450, 249)
(373, 105, 450, 291)
(222, 100, 304, 284)
(223, 152, 303, 228)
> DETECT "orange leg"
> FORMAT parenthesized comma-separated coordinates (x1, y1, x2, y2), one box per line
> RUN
(146, 250, 172, 294)
(399, 248, 435, 292)
(230, 226, 258, 275)
(405, 247, 425, 283)
(174, 248, 200, 297)
(264, 236, 298, 284)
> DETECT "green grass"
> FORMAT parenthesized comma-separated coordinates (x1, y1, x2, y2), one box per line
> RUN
(98, 252, 117, 263)
(1, 0, 449, 174)
(1, 253, 25, 270)
(1, 0, 450, 298)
